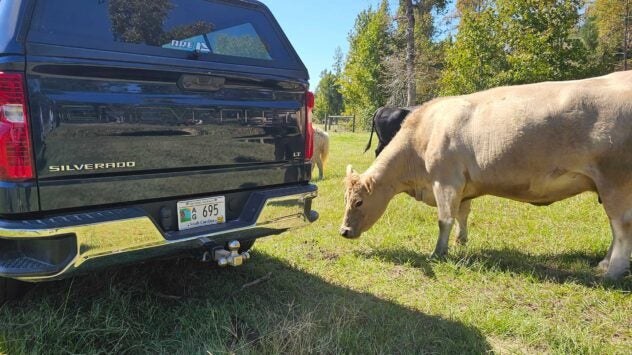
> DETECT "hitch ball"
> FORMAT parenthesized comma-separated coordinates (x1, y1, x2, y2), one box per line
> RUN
(213, 240, 251, 267)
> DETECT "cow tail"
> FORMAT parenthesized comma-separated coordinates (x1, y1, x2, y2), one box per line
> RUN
(364, 110, 378, 153)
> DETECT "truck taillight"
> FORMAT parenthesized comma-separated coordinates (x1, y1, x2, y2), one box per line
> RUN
(305, 91, 315, 160)
(0, 72, 34, 180)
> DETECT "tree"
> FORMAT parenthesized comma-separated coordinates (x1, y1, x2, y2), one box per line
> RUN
(383, 0, 448, 106)
(440, 0, 590, 96)
(440, 5, 506, 95)
(588, 0, 632, 71)
(332, 46, 345, 76)
(413, 0, 448, 102)
(314, 70, 344, 122)
(502, 0, 589, 83)
(340, 1, 392, 129)
(578, 13, 609, 76)
(404, 0, 416, 106)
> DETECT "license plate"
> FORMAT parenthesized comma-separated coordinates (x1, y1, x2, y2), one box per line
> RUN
(177, 196, 225, 231)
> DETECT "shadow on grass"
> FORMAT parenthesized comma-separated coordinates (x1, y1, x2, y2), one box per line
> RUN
(0, 252, 490, 354)
(363, 247, 632, 290)
(354, 249, 437, 279)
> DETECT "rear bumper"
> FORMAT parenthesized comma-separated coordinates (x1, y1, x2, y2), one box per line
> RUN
(0, 185, 318, 282)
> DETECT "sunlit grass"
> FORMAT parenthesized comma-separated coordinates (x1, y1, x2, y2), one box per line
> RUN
(1, 132, 630, 354)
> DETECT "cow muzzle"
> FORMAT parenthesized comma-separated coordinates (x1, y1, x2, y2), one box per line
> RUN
(339, 227, 360, 239)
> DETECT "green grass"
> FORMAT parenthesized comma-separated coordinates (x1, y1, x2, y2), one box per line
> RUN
(1, 132, 631, 354)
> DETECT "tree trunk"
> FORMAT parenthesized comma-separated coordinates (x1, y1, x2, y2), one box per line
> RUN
(405, 0, 416, 106)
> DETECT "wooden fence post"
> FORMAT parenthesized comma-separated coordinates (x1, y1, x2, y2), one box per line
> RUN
(352, 114, 356, 133)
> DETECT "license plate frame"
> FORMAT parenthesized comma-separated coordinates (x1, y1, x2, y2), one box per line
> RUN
(177, 196, 226, 231)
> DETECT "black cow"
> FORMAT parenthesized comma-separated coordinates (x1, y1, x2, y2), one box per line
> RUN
(364, 106, 415, 156)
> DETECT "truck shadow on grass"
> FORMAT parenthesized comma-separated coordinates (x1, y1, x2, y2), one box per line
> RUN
(360, 248, 632, 290)
(0, 251, 491, 354)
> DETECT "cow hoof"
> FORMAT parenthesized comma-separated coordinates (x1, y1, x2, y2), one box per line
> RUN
(603, 263, 630, 281)
(429, 252, 447, 261)
(597, 259, 610, 273)
(603, 270, 629, 281)
(455, 237, 468, 246)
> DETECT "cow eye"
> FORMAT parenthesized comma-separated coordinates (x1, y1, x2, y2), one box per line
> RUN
(355, 200, 363, 208)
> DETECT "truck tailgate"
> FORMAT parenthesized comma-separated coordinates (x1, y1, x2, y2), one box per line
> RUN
(27, 64, 309, 211)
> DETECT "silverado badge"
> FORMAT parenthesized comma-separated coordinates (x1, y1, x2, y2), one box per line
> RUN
(49, 162, 136, 172)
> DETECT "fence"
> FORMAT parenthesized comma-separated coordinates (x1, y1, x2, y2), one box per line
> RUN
(321, 115, 357, 132)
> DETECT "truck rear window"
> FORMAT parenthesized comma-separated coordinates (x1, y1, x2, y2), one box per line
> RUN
(29, 0, 297, 68)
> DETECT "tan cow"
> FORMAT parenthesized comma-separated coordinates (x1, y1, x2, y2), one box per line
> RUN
(340, 71, 632, 280)
(312, 126, 330, 180)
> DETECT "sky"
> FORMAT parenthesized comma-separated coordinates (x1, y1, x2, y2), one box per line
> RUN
(261, 0, 398, 90)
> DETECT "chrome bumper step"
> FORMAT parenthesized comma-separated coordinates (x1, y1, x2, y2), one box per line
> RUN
(0, 185, 317, 282)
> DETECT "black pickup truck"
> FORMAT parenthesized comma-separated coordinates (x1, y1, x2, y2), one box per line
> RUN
(0, 0, 318, 302)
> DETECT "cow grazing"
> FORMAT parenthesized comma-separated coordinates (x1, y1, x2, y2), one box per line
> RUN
(312, 126, 330, 180)
(365, 107, 413, 156)
(341, 71, 632, 280)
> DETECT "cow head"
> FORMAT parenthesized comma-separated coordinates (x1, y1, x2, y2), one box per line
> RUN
(340, 165, 392, 239)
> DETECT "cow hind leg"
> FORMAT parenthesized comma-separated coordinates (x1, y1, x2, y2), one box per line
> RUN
(597, 186, 632, 279)
(605, 216, 632, 279)
(312, 155, 322, 180)
(455, 200, 471, 246)
(317, 159, 324, 180)
(430, 181, 464, 259)
(597, 221, 615, 272)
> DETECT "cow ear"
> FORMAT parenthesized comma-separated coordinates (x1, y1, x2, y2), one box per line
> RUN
(363, 176, 376, 195)
(346, 164, 354, 177)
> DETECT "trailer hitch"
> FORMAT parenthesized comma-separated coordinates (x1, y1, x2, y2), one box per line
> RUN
(205, 240, 250, 267)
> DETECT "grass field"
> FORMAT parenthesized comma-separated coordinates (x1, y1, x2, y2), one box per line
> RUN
(1, 132, 631, 354)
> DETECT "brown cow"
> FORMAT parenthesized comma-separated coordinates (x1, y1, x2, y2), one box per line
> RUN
(340, 71, 632, 280)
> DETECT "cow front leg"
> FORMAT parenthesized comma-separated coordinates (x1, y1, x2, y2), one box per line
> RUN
(430, 182, 463, 259)
(455, 200, 471, 245)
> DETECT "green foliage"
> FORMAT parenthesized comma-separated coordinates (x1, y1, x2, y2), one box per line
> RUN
(579, 14, 601, 54)
(314, 70, 344, 122)
(456, 0, 491, 13)
(340, 1, 392, 129)
(577, 14, 611, 76)
(440, 6, 507, 95)
(503, 0, 590, 83)
(588, 0, 632, 71)
(441, 0, 592, 96)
